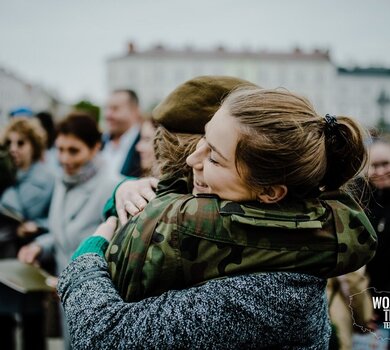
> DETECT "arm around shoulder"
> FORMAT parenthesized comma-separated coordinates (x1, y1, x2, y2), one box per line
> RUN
(58, 253, 330, 349)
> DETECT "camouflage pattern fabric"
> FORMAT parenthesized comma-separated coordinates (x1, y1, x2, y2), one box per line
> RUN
(106, 178, 377, 302)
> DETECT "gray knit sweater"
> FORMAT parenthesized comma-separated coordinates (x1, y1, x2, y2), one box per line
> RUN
(58, 254, 330, 349)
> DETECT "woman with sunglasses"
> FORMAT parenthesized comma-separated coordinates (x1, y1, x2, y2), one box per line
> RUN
(0, 117, 55, 257)
(0, 117, 55, 350)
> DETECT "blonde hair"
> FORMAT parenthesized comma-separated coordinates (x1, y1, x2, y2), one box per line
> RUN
(154, 126, 202, 178)
(2, 117, 47, 162)
(223, 87, 368, 198)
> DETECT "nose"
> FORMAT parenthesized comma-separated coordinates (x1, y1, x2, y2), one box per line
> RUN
(105, 107, 114, 120)
(372, 164, 389, 176)
(186, 141, 207, 170)
(9, 143, 18, 154)
(58, 151, 70, 166)
(135, 140, 143, 152)
(376, 167, 385, 176)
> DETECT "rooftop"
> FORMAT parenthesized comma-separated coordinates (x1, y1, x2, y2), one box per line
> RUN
(338, 67, 390, 76)
(109, 42, 331, 62)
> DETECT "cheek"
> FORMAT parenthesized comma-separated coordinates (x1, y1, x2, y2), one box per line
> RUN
(147, 145, 155, 158)
(226, 170, 250, 195)
(58, 152, 71, 164)
(203, 165, 225, 191)
(83, 149, 96, 164)
(23, 146, 34, 161)
(118, 111, 129, 123)
(72, 155, 82, 165)
(139, 142, 152, 154)
(143, 151, 153, 160)
(28, 146, 34, 157)
(202, 162, 213, 179)
(146, 141, 154, 152)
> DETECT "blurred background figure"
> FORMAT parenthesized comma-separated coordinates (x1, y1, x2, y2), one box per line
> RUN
(0, 117, 54, 350)
(0, 144, 16, 197)
(327, 268, 373, 350)
(365, 136, 390, 344)
(135, 114, 158, 177)
(18, 111, 119, 276)
(102, 89, 142, 178)
(0, 117, 54, 258)
(18, 112, 119, 349)
(35, 111, 59, 173)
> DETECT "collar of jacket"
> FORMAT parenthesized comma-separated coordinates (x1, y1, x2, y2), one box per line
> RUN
(156, 175, 191, 196)
(218, 198, 326, 229)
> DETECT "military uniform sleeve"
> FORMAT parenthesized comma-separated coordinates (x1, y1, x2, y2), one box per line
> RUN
(58, 254, 330, 350)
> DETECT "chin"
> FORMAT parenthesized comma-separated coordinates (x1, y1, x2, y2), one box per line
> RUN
(64, 168, 76, 176)
(376, 183, 390, 190)
(372, 178, 390, 189)
(193, 185, 210, 195)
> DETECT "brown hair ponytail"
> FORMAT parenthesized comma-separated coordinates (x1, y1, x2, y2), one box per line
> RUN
(222, 87, 368, 199)
(320, 116, 368, 191)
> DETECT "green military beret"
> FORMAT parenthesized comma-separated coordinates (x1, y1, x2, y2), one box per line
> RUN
(152, 75, 257, 134)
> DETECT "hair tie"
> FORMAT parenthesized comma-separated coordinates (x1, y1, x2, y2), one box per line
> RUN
(324, 114, 338, 134)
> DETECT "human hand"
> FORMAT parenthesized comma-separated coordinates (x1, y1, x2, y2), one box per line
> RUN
(17, 243, 42, 265)
(17, 221, 39, 238)
(116, 177, 158, 224)
(92, 216, 118, 242)
(45, 276, 59, 289)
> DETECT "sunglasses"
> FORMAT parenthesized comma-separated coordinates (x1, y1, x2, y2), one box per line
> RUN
(5, 139, 27, 148)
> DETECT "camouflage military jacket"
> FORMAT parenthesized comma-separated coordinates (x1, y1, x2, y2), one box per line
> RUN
(106, 178, 377, 302)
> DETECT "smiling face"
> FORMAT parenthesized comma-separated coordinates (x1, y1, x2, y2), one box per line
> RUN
(56, 134, 100, 176)
(186, 107, 257, 201)
(136, 120, 157, 175)
(105, 91, 139, 139)
(368, 142, 390, 189)
(6, 131, 34, 171)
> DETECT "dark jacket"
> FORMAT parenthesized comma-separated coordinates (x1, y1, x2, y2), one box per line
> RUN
(0, 145, 15, 195)
(366, 187, 390, 292)
(102, 132, 141, 178)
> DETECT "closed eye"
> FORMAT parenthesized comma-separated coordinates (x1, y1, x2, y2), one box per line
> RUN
(208, 156, 218, 165)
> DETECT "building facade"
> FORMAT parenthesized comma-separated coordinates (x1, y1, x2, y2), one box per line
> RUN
(107, 43, 390, 127)
(0, 67, 65, 127)
(336, 67, 390, 126)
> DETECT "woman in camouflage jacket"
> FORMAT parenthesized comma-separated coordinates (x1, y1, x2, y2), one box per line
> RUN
(104, 82, 376, 302)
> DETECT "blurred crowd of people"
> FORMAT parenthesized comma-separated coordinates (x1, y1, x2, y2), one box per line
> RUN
(0, 89, 157, 350)
(0, 84, 389, 350)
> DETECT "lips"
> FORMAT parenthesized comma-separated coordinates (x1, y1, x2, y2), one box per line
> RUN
(195, 179, 207, 188)
(193, 178, 209, 194)
(62, 165, 77, 175)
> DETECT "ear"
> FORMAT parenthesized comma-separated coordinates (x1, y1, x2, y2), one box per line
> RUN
(92, 142, 102, 156)
(257, 185, 288, 203)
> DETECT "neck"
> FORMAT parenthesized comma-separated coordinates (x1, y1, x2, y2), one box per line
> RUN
(19, 163, 32, 172)
(110, 137, 121, 146)
(110, 127, 130, 142)
(110, 123, 139, 144)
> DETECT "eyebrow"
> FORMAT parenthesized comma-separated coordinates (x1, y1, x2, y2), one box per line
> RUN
(204, 123, 229, 162)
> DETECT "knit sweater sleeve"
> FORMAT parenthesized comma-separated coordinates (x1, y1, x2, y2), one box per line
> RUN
(58, 254, 330, 349)
(71, 236, 108, 260)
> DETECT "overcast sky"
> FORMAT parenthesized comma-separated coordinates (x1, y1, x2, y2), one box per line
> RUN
(0, 0, 389, 104)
